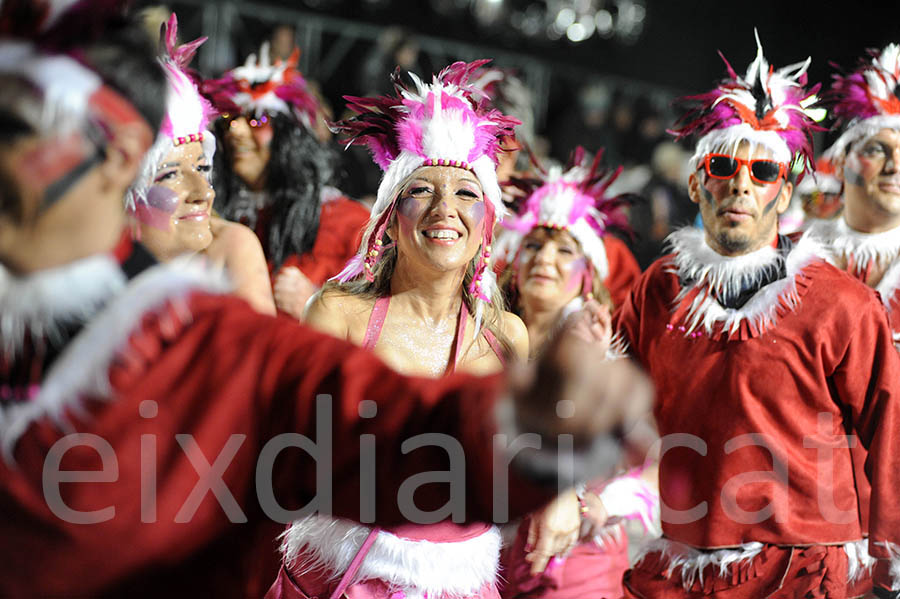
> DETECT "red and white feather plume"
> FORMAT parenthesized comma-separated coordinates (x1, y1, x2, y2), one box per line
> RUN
(827, 43, 900, 160)
(202, 43, 319, 130)
(670, 30, 821, 176)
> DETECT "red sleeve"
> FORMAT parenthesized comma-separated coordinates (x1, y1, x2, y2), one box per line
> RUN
(611, 259, 663, 366)
(602, 236, 641, 308)
(275, 198, 370, 287)
(829, 288, 900, 588)
(187, 294, 551, 526)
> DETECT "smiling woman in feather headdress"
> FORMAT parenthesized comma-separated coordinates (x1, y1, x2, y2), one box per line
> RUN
(267, 60, 533, 599)
(124, 15, 274, 315)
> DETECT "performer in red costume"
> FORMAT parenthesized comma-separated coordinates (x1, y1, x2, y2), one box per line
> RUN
(806, 43, 900, 350)
(203, 45, 371, 319)
(0, 3, 652, 597)
(614, 33, 900, 599)
(496, 147, 659, 599)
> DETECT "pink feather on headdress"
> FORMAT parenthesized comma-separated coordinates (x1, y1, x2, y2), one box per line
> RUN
(157, 14, 216, 142)
(669, 31, 822, 173)
(829, 44, 900, 125)
(503, 147, 634, 239)
(331, 60, 519, 172)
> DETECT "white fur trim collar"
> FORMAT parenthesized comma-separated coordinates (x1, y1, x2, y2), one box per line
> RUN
(807, 217, 900, 314)
(280, 514, 500, 598)
(0, 258, 230, 457)
(807, 217, 900, 269)
(635, 537, 874, 589)
(666, 227, 823, 339)
(0, 255, 126, 357)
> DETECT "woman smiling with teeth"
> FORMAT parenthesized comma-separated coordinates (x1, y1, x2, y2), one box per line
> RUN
(267, 62, 534, 599)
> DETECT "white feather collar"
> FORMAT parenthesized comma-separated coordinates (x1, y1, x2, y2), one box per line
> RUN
(806, 217, 900, 269)
(635, 537, 874, 590)
(280, 514, 500, 598)
(666, 227, 823, 339)
(807, 217, 900, 313)
(0, 255, 126, 357)
(0, 258, 230, 457)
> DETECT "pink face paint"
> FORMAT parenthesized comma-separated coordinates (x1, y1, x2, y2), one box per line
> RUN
(562, 256, 588, 295)
(462, 199, 485, 226)
(134, 185, 179, 231)
(396, 194, 427, 224)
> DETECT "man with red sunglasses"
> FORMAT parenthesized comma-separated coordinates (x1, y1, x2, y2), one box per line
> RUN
(612, 34, 900, 598)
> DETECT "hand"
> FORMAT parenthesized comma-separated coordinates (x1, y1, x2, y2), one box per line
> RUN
(512, 328, 654, 445)
(563, 300, 612, 353)
(580, 490, 609, 529)
(525, 488, 581, 575)
(273, 267, 318, 320)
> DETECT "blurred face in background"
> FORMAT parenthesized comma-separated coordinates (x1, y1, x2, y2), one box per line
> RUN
(516, 227, 588, 314)
(224, 115, 272, 190)
(842, 128, 900, 232)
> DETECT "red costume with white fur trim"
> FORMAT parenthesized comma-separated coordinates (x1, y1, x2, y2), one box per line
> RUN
(613, 228, 900, 598)
(0, 239, 552, 598)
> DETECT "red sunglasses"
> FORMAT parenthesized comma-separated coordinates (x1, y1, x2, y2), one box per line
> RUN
(701, 153, 787, 185)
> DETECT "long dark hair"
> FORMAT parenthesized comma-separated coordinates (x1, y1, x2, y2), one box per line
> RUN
(213, 112, 334, 269)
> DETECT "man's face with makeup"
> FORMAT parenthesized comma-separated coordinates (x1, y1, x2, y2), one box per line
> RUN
(688, 142, 792, 256)
(389, 165, 487, 273)
(843, 128, 900, 227)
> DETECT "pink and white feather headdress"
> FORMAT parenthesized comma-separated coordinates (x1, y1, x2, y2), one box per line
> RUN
(202, 43, 318, 130)
(827, 43, 900, 161)
(671, 30, 821, 177)
(496, 147, 633, 285)
(124, 14, 217, 214)
(331, 60, 520, 317)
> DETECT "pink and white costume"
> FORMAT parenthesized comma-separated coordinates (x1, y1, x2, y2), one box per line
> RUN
(267, 61, 519, 599)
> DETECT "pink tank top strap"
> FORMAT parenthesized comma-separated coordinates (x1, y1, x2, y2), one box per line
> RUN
(328, 527, 380, 599)
(362, 295, 390, 351)
(447, 302, 506, 374)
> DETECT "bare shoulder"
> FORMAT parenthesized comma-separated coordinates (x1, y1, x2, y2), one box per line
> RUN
(304, 286, 374, 342)
(210, 218, 262, 253)
(500, 310, 529, 361)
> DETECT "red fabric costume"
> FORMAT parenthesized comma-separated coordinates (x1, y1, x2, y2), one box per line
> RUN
(0, 240, 550, 599)
(602, 235, 641, 308)
(612, 228, 900, 598)
(265, 195, 370, 285)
